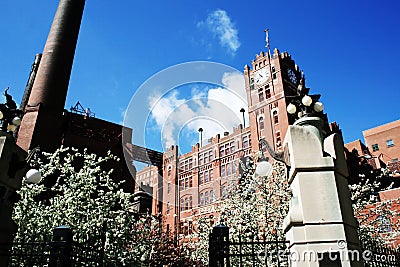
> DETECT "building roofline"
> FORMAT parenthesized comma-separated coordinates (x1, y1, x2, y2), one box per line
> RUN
(362, 119, 400, 136)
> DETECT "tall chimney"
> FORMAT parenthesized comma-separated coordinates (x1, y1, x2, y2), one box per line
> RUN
(17, 0, 86, 152)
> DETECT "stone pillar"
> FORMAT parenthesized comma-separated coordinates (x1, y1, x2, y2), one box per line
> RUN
(282, 117, 362, 267)
(17, 0, 86, 152)
(0, 132, 27, 267)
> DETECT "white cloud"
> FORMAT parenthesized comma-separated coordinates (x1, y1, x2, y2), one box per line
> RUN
(147, 72, 248, 151)
(200, 9, 241, 55)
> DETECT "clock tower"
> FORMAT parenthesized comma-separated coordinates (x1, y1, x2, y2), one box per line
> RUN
(244, 44, 305, 153)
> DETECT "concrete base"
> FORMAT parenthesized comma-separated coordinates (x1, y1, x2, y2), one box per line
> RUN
(282, 118, 363, 267)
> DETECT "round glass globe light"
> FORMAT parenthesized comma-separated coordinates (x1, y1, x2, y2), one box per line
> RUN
(298, 111, 303, 118)
(12, 117, 21, 126)
(25, 169, 41, 184)
(0, 111, 3, 120)
(286, 103, 297, 114)
(313, 102, 324, 112)
(301, 95, 313, 106)
(254, 160, 273, 177)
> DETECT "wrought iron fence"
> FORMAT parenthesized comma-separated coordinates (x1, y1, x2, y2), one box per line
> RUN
(0, 225, 106, 267)
(209, 224, 289, 267)
(208, 224, 400, 267)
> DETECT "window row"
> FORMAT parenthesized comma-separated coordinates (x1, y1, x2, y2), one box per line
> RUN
(179, 158, 193, 171)
(180, 196, 193, 211)
(179, 176, 193, 190)
(199, 169, 214, 185)
(199, 190, 216, 205)
(220, 141, 235, 157)
(258, 111, 279, 131)
(372, 139, 395, 152)
(221, 161, 236, 177)
(199, 150, 213, 165)
(258, 85, 271, 102)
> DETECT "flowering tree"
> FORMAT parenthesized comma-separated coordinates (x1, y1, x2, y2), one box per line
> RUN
(12, 147, 197, 265)
(188, 153, 291, 265)
(349, 167, 400, 247)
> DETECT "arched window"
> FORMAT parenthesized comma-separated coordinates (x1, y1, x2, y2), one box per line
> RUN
(205, 191, 209, 204)
(259, 116, 265, 130)
(210, 190, 216, 203)
(185, 197, 189, 210)
(181, 198, 185, 211)
(200, 193, 204, 205)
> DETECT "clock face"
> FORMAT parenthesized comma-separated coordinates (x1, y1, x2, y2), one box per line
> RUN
(287, 68, 297, 84)
(254, 68, 270, 85)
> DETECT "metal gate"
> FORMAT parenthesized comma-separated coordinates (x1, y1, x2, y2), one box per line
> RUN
(209, 224, 289, 267)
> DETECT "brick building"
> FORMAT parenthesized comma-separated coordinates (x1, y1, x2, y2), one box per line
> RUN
(136, 46, 308, 235)
(345, 119, 400, 175)
(363, 120, 400, 169)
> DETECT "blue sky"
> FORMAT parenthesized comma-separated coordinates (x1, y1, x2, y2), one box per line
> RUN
(1, 0, 400, 154)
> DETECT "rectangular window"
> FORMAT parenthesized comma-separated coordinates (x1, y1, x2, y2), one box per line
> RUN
(243, 136, 249, 148)
(205, 171, 209, 183)
(222, 186, 227, 199)
(181, 199, 185, 211)
(227, 163, 232, 176)
(220, 147, 225, 157)
(386, 139, 394, 148)
(372, 144, 379, 152)
(199, 172, 204, 185)
(168, 183, 171, 194)
(225, 143, 230, 155)
(210, 190, 215, 203)
(210, 171, 214, 181)
(233, 162, 237, 173)
(265, 89, 271, 99)
(204, 153, 208, 163)
(205, 192, 209, 205)
(259, 93, 264, 102)
(393, 158, 399, 163)
(221, 165, 226, 177)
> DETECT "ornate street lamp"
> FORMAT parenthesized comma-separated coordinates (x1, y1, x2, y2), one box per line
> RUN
(0, 88, 24, 134)
(285, 81, 324, 120)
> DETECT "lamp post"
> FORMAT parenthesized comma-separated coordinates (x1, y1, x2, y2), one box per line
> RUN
(282, 85, 363, 266)
(0, 88, 24, 134)
(0, 89, 41, 266)
(198, 127, 203, 147)
(240, 108, 246, 128)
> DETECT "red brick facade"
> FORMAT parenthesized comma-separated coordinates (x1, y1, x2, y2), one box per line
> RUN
(136, 48, 306, 236)
(363, 120, 400, 170)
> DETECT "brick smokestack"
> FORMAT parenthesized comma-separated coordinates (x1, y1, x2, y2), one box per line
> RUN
(17, 0, 86, 152)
